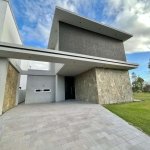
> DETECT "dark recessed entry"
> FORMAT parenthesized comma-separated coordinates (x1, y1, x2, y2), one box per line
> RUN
(65, 77, 75, 100)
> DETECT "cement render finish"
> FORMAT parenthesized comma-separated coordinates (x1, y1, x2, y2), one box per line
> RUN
(59, 22, 126, 61)
(0, 100, 150, 150)
(25, 76, 55, 104)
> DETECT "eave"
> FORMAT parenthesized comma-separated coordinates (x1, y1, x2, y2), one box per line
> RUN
(48, 7, 133, 49)
(0, 42, 138, 76)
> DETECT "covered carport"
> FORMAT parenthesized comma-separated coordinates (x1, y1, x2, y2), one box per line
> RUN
(0, 41, 138, 115)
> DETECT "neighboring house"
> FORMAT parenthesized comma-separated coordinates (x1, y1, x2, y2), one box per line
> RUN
(0, 0, 30, 115)
(0, 0, 138, 115)
(0, 0, 29, 90)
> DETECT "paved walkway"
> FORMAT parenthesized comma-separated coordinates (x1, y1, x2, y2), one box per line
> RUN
(0, 100, 150, 150)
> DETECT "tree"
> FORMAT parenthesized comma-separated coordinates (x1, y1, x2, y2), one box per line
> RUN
(132, 72, 137, 83)
(131, 72, 137, 91)
(131, 72, 144, 92)
(143, 84, 150, 93)
(136, 77, 144, 91)
(132, 81, 139, 92)
(148, 59, 150, 70)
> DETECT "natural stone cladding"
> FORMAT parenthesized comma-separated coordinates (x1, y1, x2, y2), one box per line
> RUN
(75, 68, 133, 104)
(2, 63, 18, 113)
(96, 68, 133, 104)
(75, 68, 98, 103)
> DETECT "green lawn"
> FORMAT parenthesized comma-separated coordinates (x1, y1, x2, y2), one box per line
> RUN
(104, 93, 150, 135)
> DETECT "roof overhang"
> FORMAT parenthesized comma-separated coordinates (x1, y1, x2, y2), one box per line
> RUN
(48, 7, 133, 49)
(0, 42, 138, 76)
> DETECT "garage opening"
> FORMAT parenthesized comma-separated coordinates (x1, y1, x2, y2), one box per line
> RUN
(65, 77, 75, 100)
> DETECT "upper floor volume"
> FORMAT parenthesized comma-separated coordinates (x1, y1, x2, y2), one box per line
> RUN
(48, 7, 132, 61)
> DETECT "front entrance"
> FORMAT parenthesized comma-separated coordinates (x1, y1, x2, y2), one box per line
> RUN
(65, 77, 75, 100)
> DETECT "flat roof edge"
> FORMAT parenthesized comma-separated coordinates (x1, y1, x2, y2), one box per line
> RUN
(56, 6, 133, 37)
(0, 42, 139, 70)
(48, 6, 133, 49)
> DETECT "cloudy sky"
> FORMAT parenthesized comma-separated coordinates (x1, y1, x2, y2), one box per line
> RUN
(10, 0, 150, 82)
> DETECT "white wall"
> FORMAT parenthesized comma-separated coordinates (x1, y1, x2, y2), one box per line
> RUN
(0, 0, 7, 39)
(49, 63, 55, 72)
(0, 1, 30, 108)
(24, 69, 55, 76)
(0, 1, 22, 68)
(55, 63, 64, 74)
(20, 75, 27, 90)
(0, 2, 30, 91)
(20, 60, 30, 89)
(55, 75, 65, 102)
(18, 90, 25, 104)
(55, 40, 59, 50)
(0, 1, 30, 90)
(25, 76, 55, 104)
(15, 59, 21, 66)
(1, 2, 22, 44)
(21, 60, 30, 70)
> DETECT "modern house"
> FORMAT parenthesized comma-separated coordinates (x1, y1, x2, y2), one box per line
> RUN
(0, 0, 138, 115)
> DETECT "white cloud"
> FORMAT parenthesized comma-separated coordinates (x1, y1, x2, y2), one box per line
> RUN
(14, 0, 150, 54)
(15, 0, 99, 69)
(17, 0, 55, 47)
(103, 0, 150, 53)
(17, 0, 83, 47)
(21, 23, 50, 46)
(14, 0, 98, 48)
(56, 0, 77, 12)
(11, 0, 150, 69)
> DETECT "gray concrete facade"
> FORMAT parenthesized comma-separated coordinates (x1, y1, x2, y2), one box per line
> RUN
(25, 75, 55, 104)
(59, 22, 126, 61)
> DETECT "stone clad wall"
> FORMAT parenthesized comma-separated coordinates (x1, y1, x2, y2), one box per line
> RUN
(75, 68, 133, 104)
(75, 68, 99, 103)
(2, 63, 18, 113)
(96, 68, 133, 104)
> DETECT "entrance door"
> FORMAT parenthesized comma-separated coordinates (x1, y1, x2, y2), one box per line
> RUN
(65, 77, 75, 100)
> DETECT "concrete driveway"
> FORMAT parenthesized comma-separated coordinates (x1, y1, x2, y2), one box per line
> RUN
(0, 100, 150, 150)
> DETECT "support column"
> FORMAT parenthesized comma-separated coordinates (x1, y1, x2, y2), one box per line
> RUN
(15, 73, 21, 106)
(55, 75, 65, 102)
(0, 58, 8, 115)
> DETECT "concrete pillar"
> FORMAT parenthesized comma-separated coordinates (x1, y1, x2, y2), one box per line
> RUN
(0, 58, 8, 115)
(15, 73, 21, 106)
(55, 75, 65, 102)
